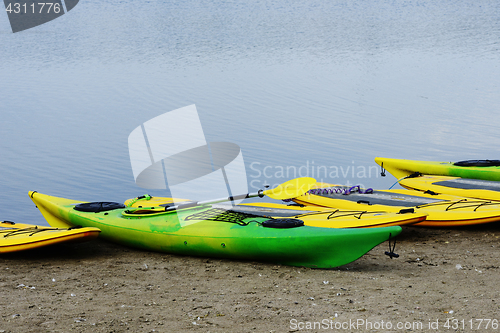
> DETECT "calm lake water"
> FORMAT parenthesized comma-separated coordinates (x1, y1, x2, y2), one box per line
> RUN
(1, 0, 500, 225)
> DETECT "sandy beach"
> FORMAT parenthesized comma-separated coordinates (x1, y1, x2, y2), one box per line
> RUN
(2, 1, 500, 332)
(2, 223, 500, 333)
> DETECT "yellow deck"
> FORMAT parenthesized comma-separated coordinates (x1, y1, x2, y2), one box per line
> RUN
(292, 183, 500, 227)
(124, 196, 426, 228)
(0, 221, 100, 253)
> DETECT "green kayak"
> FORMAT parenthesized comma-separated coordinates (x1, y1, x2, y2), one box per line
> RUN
(29, 191, 401, 268)
(375, 157, 500, 181)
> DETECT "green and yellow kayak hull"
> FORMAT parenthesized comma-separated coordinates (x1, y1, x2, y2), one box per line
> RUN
(29, 191, 401, 268)
(375, 157, 500, 181)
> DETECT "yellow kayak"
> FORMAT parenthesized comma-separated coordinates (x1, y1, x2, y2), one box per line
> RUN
(123, 195, 426, 228)
(0, 221, 100, 253)
(399, 174, 500, 201)
(292, 183, 500, 227)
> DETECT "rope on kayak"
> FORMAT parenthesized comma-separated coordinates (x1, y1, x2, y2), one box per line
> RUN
(1, 226, 60, 238)
(184, 208, 262, 226)
(293, 209, 386, 220)
(384, 233, 399, 259)
(388, 172, 423, 189)
(281, 185, 372, 202)
(307, 185, 374, 196)
(125, 194, 152, 207)
(184, 208, 306, 228)
(446, 199, 499, 212)
(415, 199, 500, 211)
(326, 210, 369, 220)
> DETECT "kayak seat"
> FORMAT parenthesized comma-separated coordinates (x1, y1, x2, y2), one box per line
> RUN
(74, 202, 125, 213)
(454, 160, 500, 167)
(261, 218, 304, 228)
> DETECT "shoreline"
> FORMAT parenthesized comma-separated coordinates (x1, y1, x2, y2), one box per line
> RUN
(1, 223, 500, 332)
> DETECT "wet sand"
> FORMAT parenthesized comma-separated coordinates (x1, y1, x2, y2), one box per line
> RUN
(1, 224, 500, 332)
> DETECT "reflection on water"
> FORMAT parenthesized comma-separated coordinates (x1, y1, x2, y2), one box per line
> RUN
(1, 0, 499, 225)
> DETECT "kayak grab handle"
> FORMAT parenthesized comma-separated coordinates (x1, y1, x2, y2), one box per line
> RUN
(385, 233, 399, 259)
